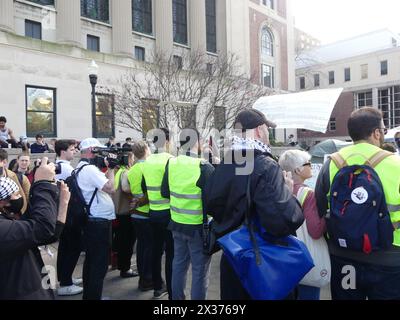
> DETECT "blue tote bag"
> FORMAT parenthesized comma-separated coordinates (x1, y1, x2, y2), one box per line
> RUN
(217, 177, 314, 300)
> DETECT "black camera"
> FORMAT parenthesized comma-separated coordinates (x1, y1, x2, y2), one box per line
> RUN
(33, 159, 62, 175)
(91, 147, 131, 169)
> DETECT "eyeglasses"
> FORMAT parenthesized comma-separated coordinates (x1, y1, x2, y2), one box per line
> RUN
(302, 162, 312, 167)
(377, 127, 388, 135)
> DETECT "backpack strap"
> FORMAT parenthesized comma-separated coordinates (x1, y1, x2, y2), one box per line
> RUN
(73, 164, 98, 216)
(329, 153, 347, 170)
(368, 150, 393, 169)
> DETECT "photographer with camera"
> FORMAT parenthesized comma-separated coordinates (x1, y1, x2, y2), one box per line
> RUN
(0, 157, 70, 300)
(77, 138, 116, 300)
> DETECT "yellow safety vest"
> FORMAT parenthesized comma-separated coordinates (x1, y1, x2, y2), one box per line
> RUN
(127, 161, 149, 215)
(141, 153, 172, 211)
(169, 155, 203, 225)
(329, 143, 400, 246)
(114, 166, 126, 190)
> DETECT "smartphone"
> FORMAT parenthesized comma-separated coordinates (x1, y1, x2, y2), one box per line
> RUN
(0, 167, 3, 176)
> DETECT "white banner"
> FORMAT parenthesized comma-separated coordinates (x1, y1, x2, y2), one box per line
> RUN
(253, 88, 344, 133)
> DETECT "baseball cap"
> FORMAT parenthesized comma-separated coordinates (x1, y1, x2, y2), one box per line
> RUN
(79, 138, 106, 150)
(234, 109, 277, 130)
(0, 177, 19, 201)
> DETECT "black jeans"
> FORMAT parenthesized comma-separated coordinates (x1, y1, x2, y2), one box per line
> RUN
(115, 215, 136, 272)
(57, 225, 83, 286)
(133, 218, 153, 282)
(331, 255, 400, 300)
(82, 219, 112, 300)
(151, 220, 174, 296)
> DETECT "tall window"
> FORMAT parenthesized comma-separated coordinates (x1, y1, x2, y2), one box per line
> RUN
(314, 74, 320, 87)
(214, 106, 226, 131)
(87, 35, 100, 52)
(379, 86, 400, 128)
(93, 94, 114, 138)
(135, 46, 145, 61)
(142, 99, 159, 136)
(261, 27, 274, 57)
(173, 0, 187, 45)
(81, 0, 109, 23)
(206, 0, 217, 53)
(299, 76, 305, 89)
(26, 86, 56, 137)
(381, 60, 388, 76)
(329, 118, 336, 131)
(173, 55, 183, 69)
(28, 0, 54, 6)
(361, 64, 368, 79)
(262, 64, 274, 88)
(132, 0, 152, 35)
(25, 20, 42, 40)
(329, 71, 335, 85)
(355, 91, 373, 108)
(344, 67, 351, 82)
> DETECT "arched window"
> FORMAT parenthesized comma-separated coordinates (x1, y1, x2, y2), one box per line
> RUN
(261, 27, 274, 57)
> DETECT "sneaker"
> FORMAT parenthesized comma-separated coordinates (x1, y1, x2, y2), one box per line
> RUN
(57, 285, 83, 296)
(120, 269, 139, 278)
(153, 286, 168, 300)
(72, 278, 83, 286)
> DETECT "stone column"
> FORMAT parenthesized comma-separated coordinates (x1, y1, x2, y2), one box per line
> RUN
(56, 0, 82, 46)
(216, 0, 227, 56)
(154, 0, 173, 55)
(372, 87, 379, 109)
(189, 0, 206, 54)
(0, 0, 14, 33)
(111, 0, 132, 56)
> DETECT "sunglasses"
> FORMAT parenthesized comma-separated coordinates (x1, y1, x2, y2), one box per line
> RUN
(377, 127, 388, 135)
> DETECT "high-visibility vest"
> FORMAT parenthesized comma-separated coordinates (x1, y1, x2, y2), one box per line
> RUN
(141, 153, 172, 211)
(169, 155, 203, 225)
(329, 143, 400, 246)
(127, 161, 149, 215)
(114, 166, 126, 190)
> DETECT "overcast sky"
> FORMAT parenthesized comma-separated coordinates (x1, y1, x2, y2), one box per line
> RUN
(292, 0, 400, 44)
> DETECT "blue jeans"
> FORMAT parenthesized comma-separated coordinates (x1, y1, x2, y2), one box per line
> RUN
(297, 285, 320, 300)
(330, 255, 400, 300)
(172, 230, 212, 300)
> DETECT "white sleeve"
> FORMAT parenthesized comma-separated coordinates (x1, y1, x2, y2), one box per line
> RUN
(85, 165, 109, 190)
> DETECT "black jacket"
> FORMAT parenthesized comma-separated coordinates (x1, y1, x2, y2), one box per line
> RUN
(204, 149, 304, 238)
(0, 181, 62, 300)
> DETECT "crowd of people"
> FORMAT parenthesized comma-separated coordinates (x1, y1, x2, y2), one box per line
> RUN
(1, 107, 400, 301)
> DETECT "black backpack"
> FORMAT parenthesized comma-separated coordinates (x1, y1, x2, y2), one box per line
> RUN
(64, 164, 98, 227)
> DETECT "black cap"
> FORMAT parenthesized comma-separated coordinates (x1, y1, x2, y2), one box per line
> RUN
(234, 109, 277, 130)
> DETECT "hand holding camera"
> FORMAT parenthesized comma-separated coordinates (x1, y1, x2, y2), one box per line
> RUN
(34, 157, 57, 182)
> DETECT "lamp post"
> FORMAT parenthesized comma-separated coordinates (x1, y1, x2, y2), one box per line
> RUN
(88, 60, 99, 137)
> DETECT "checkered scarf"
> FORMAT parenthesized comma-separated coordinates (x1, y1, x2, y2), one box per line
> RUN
(0, 177, 19, 201)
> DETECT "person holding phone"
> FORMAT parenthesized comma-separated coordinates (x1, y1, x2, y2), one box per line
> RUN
(0, 157, 70, 300)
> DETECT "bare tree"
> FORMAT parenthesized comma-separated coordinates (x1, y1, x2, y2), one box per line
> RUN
(107, 50, 275, 138)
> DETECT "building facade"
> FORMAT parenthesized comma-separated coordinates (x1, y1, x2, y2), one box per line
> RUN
(295, 29, 400, 147)
(0, 0, 295, 142)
